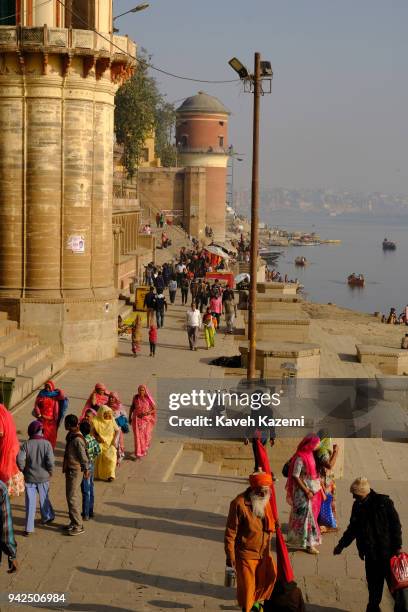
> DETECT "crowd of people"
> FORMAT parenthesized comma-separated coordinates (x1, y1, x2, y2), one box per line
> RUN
(0, 379, 157, 567)
(117, 248, 239, 355)
(226, 431, 403, 612)
(383, 305, 408, 326)
(266, 267, 299, 284)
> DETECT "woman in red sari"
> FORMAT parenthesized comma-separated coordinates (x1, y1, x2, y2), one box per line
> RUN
(0, 404, 24, 497)
(80, 382, 110, 421)
(129, 385, 157, 459)
(33, 380, 65, 450)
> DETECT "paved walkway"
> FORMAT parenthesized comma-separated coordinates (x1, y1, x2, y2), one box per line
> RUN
(0, 294, 407, 611)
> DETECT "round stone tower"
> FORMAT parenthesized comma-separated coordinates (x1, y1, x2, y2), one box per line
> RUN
(0, 1, 135, 361)
(176, 91, 230, 242)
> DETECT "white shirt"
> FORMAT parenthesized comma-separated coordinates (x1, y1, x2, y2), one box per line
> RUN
(186, 309, 201, 327)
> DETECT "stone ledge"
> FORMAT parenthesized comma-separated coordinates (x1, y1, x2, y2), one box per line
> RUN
(357, 344, 408, 376)
(239, 341, 320, 358)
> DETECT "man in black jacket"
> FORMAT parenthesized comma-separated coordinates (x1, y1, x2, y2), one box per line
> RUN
(333, 477, 402, 612)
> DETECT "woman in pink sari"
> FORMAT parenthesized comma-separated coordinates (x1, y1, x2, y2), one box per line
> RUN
(129, 385, 156, 459)
(286, 434, 324, 554)
(80, 383, 110, 421)
(0, 404, 24, 497)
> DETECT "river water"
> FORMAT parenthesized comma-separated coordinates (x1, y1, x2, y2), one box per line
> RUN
(262, 210, 408, 315)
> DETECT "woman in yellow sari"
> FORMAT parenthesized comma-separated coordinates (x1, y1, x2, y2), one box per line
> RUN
(92, 406, 119, 482)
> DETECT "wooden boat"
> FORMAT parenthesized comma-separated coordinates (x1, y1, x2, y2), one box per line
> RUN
(382, 239, 396, 251)
(295, 256, 307, 267)
(348, 274, 365, 287)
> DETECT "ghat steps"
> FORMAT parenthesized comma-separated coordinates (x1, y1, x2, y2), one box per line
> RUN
(0, 311, 65, 408)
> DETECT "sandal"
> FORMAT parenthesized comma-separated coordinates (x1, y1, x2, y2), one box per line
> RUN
(306, 546, 319, 555)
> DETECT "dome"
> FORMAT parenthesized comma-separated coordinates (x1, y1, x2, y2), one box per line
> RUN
(176, 91, 230, 115)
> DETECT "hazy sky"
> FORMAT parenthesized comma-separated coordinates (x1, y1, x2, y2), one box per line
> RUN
(114, 0, 408, 194)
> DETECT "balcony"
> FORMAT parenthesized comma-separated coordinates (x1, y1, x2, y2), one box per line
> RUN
(177, 146, 230, 156)
(0, 25, 136, 63)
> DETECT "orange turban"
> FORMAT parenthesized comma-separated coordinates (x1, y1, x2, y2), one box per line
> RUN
(249, 471, 272, 489)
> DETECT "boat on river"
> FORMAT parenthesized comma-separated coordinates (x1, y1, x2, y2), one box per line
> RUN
(295, 256, 307, 267)
(348, 273, 365, 287)
(382, 238, 396, 251)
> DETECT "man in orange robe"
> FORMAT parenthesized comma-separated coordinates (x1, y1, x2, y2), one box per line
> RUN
(224, 471, 277, 612)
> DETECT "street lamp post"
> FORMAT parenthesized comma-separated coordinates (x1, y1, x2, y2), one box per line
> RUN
(113, 3, 150, 31)
(229, 53, 273, 381)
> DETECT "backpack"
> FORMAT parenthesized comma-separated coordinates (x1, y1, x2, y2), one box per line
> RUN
(282, 460, 290, 478)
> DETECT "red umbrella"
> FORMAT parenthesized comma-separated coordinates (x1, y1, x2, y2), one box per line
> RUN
(255, 439, 295, 583)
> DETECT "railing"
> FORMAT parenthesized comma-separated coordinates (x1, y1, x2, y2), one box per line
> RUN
(177, 146, 230, 155)
(0, 26, 137, 59)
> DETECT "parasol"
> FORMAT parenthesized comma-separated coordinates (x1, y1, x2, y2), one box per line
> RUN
(234, 273, 250, 285)
(205, 245, 230, 259)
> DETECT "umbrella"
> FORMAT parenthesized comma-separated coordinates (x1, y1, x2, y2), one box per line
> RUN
(205, 245, 230, 259)
(255, 439, 295, 584)
(212, 241, 238, 255)
(235, 273, 250, 284)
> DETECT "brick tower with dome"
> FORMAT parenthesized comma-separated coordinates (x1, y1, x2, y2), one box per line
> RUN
(176, 91, 230, 242)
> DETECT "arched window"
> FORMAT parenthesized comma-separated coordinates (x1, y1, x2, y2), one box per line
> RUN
(0, 0, 16, 26)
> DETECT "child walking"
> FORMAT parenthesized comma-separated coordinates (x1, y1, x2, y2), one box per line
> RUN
(79, 420, 100, 520)
(17, 420, 55, 536)
(149, 324, 158, 357)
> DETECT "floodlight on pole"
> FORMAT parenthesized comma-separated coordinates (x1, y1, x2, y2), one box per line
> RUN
(228, 57, 250, 80)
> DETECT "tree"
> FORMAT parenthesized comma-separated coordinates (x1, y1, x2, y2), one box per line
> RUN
(114, 49, 176, 177)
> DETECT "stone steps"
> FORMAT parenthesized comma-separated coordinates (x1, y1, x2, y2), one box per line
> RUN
(170, 449, 204, 480)
(0, 318, 18, 335)
(198, 460, 222, 476)
(0, 335, 40, 368)
(0, 329, 34, 354)
(0, 311, 66, 408)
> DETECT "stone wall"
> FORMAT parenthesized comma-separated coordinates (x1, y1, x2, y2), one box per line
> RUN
(0, 26, 136, 361)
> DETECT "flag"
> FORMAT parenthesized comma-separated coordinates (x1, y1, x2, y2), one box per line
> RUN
(255, 439, 295, 583)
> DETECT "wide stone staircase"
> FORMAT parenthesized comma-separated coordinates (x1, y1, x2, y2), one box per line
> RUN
(0, 311, 65, 408)
(128, 438, 297, 484)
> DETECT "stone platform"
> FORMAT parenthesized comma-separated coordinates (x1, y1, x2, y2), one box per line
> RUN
(244, 313, 311, 343)
(239, 340, 320, 378)
(356, 344, 408, 375)
(256, 293, 303, 313)
(256, 281, 299, 295)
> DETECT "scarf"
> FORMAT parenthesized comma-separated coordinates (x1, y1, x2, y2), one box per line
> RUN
(92, 406, 119, 444)
(285, 434, 320, 506)
(28, 420, 43, 440)
(0, 404, 20, 483)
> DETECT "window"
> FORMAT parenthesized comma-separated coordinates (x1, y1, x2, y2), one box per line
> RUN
(218, 136, 224, 148)
(141, 148, 149, 162)
(180, 135, 188, 147)
(0, 0, 16, 25)
(219, 121, 224, 126)
(66, 0, 95, 30)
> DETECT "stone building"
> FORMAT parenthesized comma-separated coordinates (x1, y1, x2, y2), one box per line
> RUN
(0, 1, 135, 361)
(138, 91, 230, 242)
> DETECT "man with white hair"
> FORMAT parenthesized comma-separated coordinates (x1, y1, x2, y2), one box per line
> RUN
(333, 477, 402, 612)
(224, 470, 276, 612)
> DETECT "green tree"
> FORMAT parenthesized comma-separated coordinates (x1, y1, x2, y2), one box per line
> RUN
(114, 49, 176, 177)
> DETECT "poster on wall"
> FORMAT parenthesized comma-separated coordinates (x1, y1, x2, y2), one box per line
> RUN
(67, 235, 85, 253)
